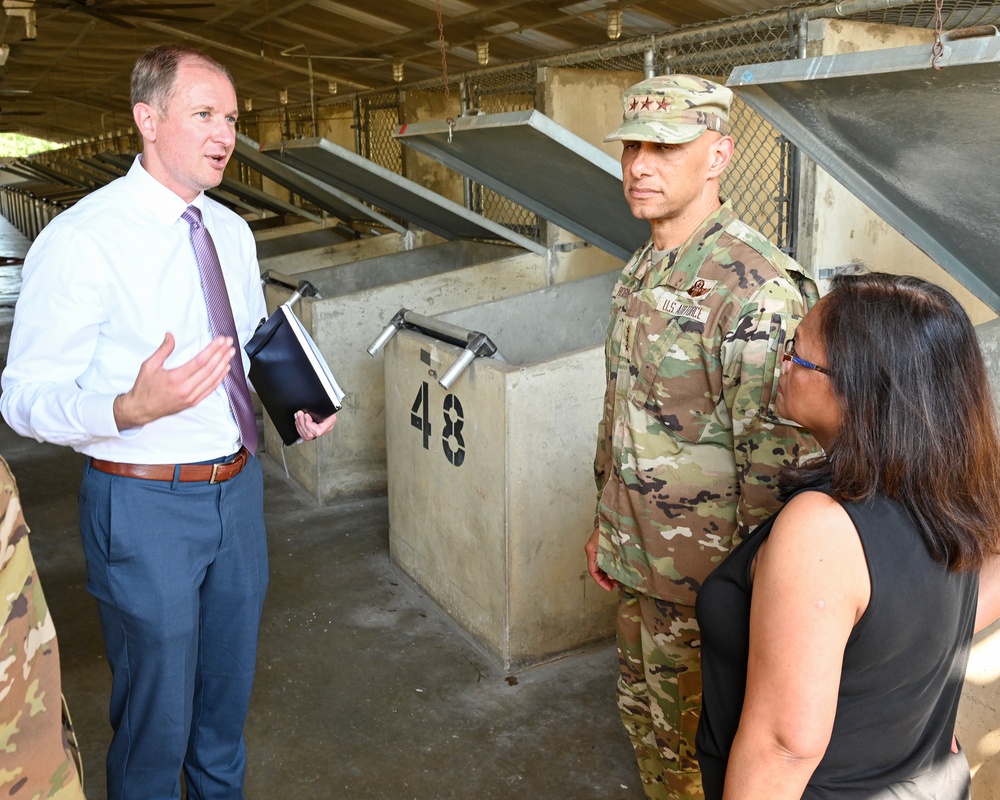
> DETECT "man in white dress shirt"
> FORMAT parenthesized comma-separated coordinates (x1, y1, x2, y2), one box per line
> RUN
(1, 45, 334, 800)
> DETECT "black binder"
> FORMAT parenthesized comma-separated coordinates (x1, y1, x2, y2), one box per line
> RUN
(245, 304, 345, 446)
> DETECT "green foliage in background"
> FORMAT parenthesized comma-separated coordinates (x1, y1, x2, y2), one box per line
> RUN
(0, 133, 59, 157)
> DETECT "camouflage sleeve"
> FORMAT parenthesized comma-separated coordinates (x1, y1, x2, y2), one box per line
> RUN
(721, 281, 809, 543)
(593, 328, 615, 524)
(0, 457, 86, 800)
(594, 289, 622, 522)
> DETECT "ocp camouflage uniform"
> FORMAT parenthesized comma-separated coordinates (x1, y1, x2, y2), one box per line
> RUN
(0, 455, 85, 800)
(594, 202, 818, 799)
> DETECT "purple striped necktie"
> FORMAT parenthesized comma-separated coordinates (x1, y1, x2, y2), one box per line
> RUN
(182, 205, 258, 456)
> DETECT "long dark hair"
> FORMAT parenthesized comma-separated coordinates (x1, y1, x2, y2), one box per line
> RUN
(783, 272, 1000, 571)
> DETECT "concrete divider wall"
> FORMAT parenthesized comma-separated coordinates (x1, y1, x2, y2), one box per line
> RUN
(252, 220, 327, 242)
(261, 240, 550, 502)
(259, 230, 440, 277)
(254, 225, 351, 260)
(290, 240, 516, 298)
(384, 271, 620, 668)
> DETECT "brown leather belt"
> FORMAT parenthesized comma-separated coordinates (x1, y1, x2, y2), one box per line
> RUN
(90, 447, 249, 484)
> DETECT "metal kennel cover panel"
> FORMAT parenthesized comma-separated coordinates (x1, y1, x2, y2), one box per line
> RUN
(258, 136, 545, 254)
(729, 35, 1000, 312)
(395, 109, 648, 262)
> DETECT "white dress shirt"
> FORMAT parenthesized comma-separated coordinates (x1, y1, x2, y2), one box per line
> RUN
(0, 155, 267, 463)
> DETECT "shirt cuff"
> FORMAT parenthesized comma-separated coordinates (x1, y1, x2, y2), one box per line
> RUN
(81, 392, 141, 440)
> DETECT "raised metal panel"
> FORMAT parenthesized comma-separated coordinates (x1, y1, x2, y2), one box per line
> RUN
(394, 110, 648, 262)
(218, 176, 323, 223)
(93, 150, 283, 219)
(729, 36, 1000, 312)
(79, 157, 126, 183)
(257, 136, 546, 255)
(10, 160, 87, 188)
(234, 134, 405, 234)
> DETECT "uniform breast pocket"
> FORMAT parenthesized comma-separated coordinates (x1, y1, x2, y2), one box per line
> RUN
(626, 300, 720, 445)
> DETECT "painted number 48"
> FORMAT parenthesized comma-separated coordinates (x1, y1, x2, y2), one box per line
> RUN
(410, 381, 466, 467)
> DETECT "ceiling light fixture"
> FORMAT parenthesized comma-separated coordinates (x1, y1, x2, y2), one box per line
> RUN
(328, 81, 337, 95)
(3, 1, 36, 41)
(606, 3, 623, 41)
(0, 44, 9, 67)
(392, 60, 404, 83)
(476, 39, 489, 66)
(278, 89, 288, 105)
(244, 98, 253, 112)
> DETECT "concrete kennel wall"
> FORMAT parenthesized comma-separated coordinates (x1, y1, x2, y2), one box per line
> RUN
(254, 225, 350, 260)
(797, 19, 996, 324)
(261, 240, 550, 503)
(401, 89, 465, 207)
(316, 103, 357, 149)
(259, 230, 441, 277)
(253, 220, 327, 243)
(538, 67, 641, 284)
(384, 271, 620, 668)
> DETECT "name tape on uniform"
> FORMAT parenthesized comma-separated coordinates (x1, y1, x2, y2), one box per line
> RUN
(656, 295, 711, 324)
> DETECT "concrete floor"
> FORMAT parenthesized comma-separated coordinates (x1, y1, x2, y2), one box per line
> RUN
(0, 215, 645, 800)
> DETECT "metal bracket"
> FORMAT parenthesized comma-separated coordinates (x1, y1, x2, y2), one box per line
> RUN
(366, 307, 502, 389)
(261, 269, 322, 307)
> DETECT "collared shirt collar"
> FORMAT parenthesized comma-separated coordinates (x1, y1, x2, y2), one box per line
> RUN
(126, 153, 207, 228)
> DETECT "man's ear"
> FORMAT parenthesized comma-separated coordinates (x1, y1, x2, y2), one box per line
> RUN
(133, 102, 157, 143)
(707, 134, 734, 178)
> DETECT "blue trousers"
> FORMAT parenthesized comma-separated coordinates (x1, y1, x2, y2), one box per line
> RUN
(78, 455, 268, 800)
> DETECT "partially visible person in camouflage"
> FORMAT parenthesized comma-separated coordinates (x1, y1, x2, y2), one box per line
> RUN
(0, 453, 85, 799)
(584, 74, 819, 800)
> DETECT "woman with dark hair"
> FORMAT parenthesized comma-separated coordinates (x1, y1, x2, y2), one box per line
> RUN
(694, 272, 1000, 799)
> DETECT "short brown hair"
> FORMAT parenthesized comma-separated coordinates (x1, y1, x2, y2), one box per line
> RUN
(130, 44, 233, 113)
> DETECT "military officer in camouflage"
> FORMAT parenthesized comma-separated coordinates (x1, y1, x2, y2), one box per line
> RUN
(584, 75, 819, 799)
(0, 454, 85, 800)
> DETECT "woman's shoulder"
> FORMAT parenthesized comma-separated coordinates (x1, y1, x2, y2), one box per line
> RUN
(775, 488, 854, 538)
(759, 489, 871, 622)
(768, 489, 866, 575)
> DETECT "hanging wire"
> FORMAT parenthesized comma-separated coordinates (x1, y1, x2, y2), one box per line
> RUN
(931, 0, 946, 68)
(435, 0, 455, 141)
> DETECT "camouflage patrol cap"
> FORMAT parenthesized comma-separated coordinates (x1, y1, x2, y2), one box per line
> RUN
(604, 74, 732, 144)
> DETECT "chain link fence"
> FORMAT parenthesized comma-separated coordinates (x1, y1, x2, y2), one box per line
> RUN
(338, 0, 998, 257)
(464, 68, 538, 237)
(360, 92, 403, 174)
(22, 1, 990, 258)
(347, 9, 799, 252)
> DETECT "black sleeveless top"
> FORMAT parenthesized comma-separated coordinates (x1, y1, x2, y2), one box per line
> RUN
(695, 487, 977, 799)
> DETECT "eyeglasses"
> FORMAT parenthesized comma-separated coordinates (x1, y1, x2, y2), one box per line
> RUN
(782, 337, 833, 376)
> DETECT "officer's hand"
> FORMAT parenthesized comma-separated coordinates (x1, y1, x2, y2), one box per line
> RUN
(585, 528, 619, 591)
